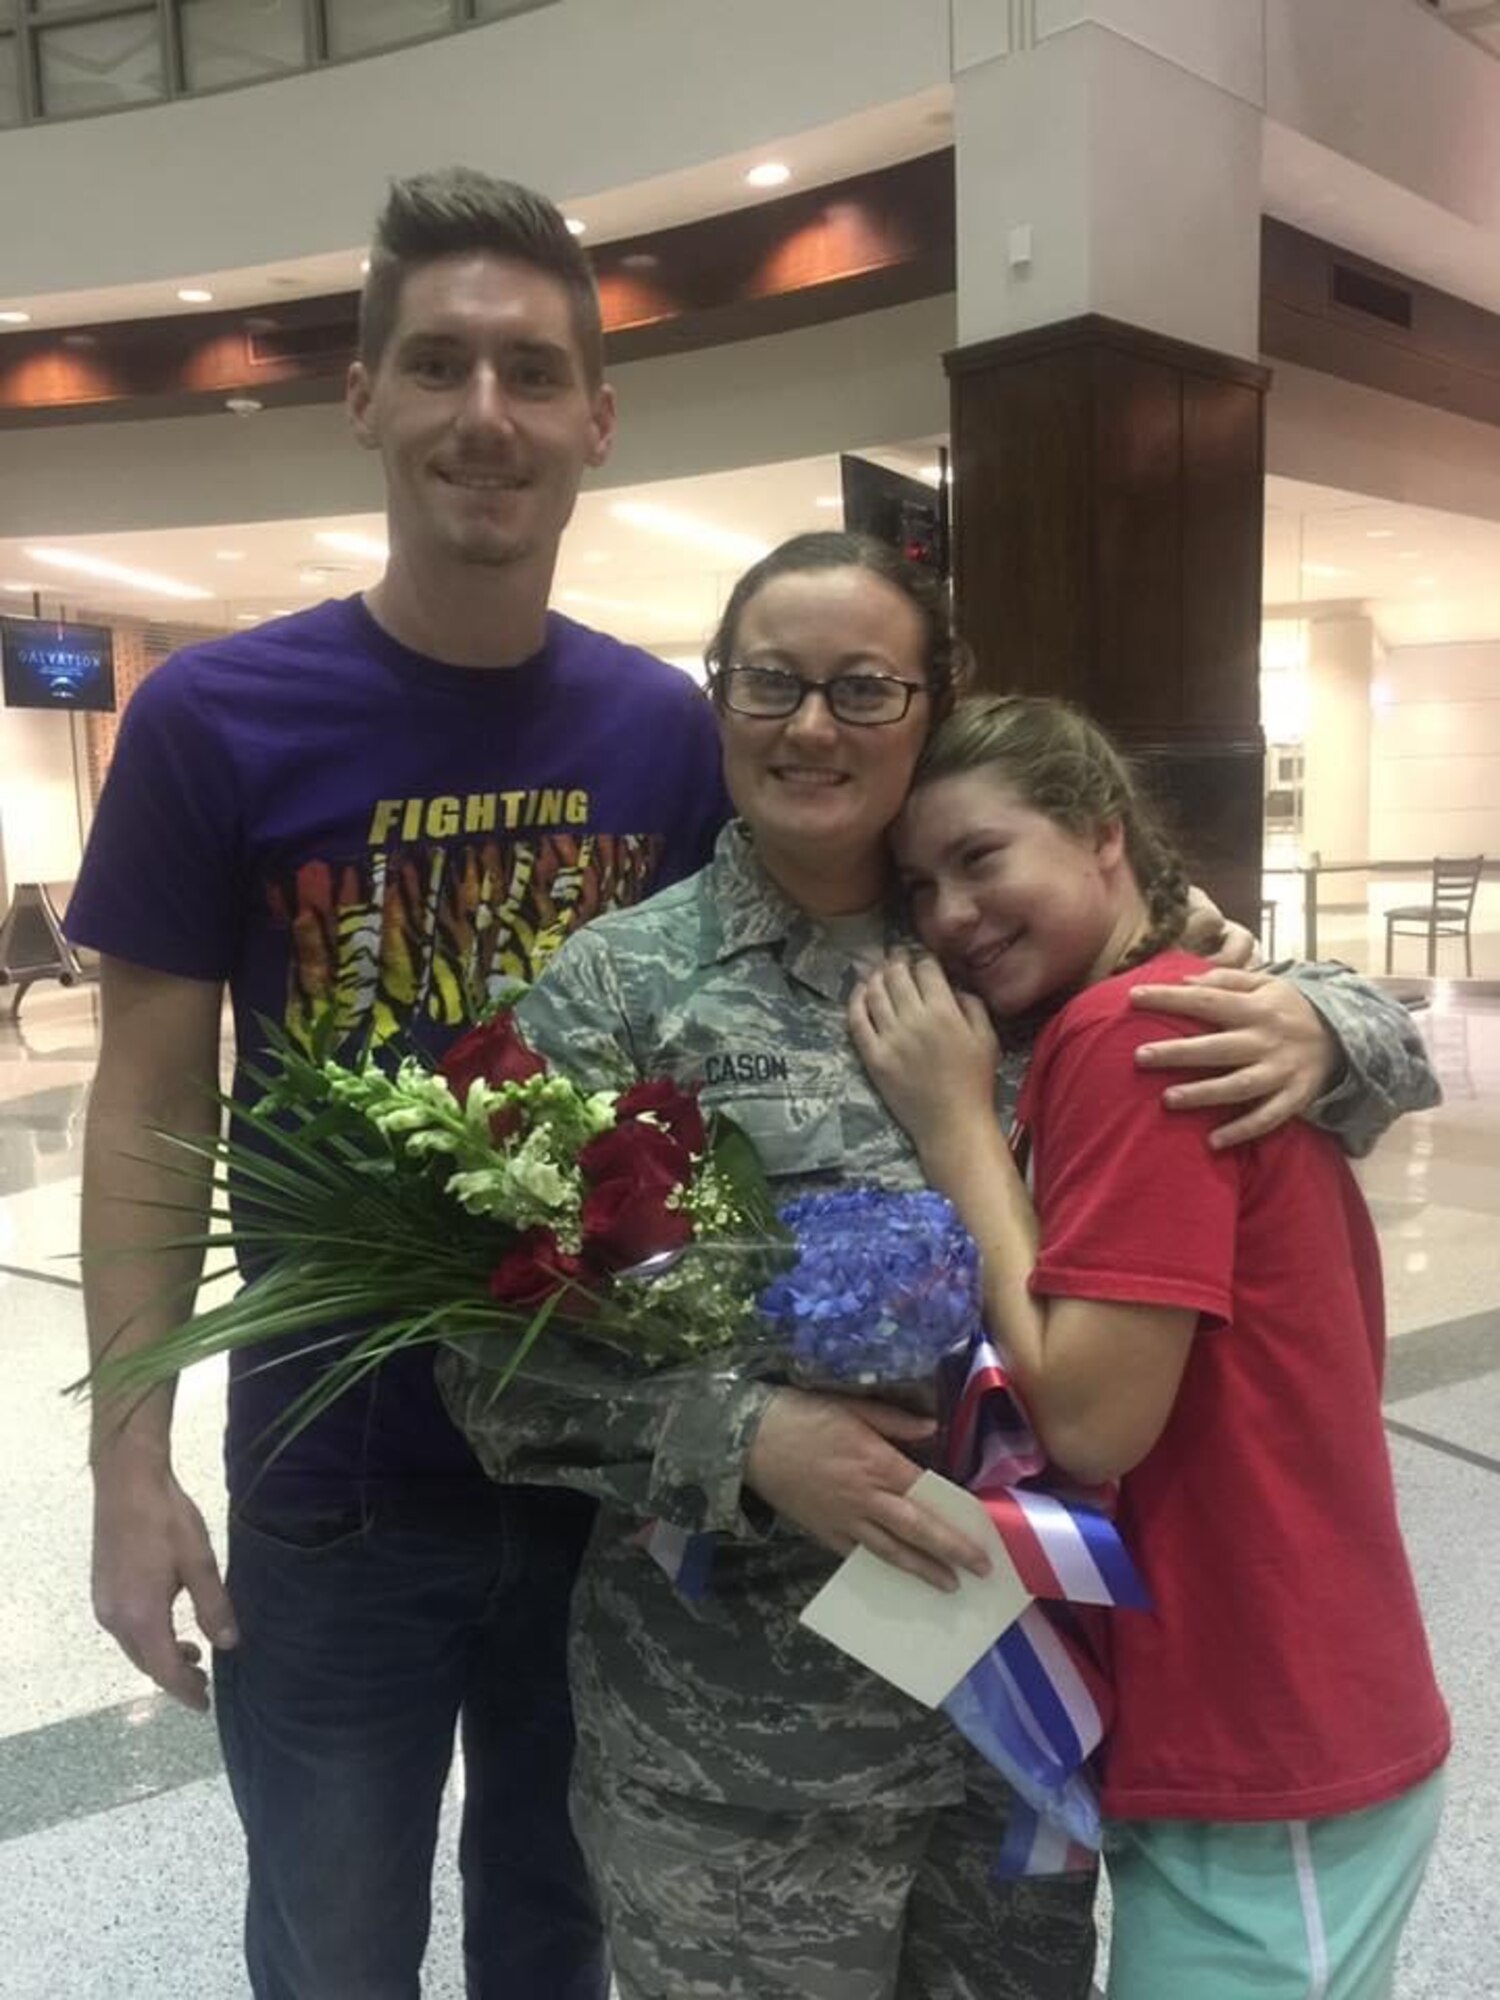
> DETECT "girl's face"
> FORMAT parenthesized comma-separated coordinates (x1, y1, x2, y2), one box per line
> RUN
(716, 566, 932, 909)
(894, 770, 1129, 1016)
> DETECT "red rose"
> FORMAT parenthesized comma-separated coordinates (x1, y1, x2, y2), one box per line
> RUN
(488, 1229, 586, 1308)
(440, 1012, 546, 1142)
(578, 1120, 692, 1192)
(613, 1078, 707, 1159)
(581, 1177, 693, 1274)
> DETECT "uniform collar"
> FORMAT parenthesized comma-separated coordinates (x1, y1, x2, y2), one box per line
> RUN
(698, 821, 903, 1002)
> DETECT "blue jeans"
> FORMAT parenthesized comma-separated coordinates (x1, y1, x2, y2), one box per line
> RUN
(214, 1484, 608, 2000)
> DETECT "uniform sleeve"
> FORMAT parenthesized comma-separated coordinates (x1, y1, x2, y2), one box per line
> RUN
(1029, 1010, 1240, 1325)
(448, 924, 774, 1532)
(65, 662, 244, 981)
(1275, 961, 1442, 1158)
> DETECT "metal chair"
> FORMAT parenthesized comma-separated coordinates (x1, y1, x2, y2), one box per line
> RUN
(1384, 856, 1484, 976)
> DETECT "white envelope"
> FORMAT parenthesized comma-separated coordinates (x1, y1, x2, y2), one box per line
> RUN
(799, 1470, 1033, 1708)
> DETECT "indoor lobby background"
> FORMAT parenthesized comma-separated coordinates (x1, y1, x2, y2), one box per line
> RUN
(1, 2, 1498, 1994)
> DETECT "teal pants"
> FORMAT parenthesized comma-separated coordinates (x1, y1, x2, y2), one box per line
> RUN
(1105, 1770, 1445, 2000)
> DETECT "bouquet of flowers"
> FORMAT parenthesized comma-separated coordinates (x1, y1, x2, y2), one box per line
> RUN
(759, 1188, 981, 1412)
(84, 1008, 790, 1436)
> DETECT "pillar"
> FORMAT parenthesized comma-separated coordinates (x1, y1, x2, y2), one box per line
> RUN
(946, 3, 1270, 929)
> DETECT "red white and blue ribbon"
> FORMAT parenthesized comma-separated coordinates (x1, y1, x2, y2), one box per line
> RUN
(941, 1334, 1147, 1877)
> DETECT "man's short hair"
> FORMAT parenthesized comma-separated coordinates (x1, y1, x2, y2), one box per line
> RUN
(358, 167, 604, 385)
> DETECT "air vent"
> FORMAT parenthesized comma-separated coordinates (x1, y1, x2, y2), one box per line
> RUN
(1331, 264, 1414, 330)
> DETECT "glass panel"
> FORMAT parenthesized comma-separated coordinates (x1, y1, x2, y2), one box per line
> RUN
(37, 9, 163, 114)
(324, 0, 450, 59)
(0, 35, 18, 125)
(181, 0, 306, 90)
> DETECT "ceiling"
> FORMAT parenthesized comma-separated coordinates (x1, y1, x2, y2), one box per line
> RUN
(0, 445, 947, 675)
(5, 460, 1500, 663)
(1263, 473, 1500, 646)
(0, 91, 953, 333)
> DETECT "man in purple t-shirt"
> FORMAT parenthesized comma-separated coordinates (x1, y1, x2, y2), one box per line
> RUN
(68, 171, 726, 2000)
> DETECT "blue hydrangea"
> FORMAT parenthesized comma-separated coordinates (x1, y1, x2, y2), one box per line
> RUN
(757, 1188, 981, 1386)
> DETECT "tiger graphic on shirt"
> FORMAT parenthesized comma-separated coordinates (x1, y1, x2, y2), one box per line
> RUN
(265, 830, 664, 1052)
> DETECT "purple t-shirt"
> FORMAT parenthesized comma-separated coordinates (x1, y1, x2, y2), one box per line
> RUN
(68, 595, 729, 1504)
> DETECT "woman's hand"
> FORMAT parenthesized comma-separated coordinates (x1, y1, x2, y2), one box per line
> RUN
(849, 953, 1001, 1159)
(1129, 966, 1340, 1148)
(745, 1387, 992, 1592)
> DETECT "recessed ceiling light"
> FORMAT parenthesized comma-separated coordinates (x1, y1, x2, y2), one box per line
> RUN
(23, 546, 213, 601)
(565, 217, 587, 238)
(177, 288, 214, 305)
(215, 550, 246, 563)
(609, 500, 771, 564)
(0, 310, 31, 326)
(1300, 562, 1357, 580)
(745, 162, 791, 189)
(814, 495, 841, 510)
(359, 256, 371, 276)
(235, 613, 259, 624)
(3, 582, 35, 594)
(317, 530, 388, 563)
(1366, 529, 1396, 540)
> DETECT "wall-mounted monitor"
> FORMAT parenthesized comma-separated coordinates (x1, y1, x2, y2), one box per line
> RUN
(839, 453, 949, 578)
(0, 617, 116, 713)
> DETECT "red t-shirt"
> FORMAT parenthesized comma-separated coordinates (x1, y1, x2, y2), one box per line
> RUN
(1017, 950, 1449, 1821)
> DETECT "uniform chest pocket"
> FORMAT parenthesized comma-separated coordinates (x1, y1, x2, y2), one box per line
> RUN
(700, 1083, 846, 1181)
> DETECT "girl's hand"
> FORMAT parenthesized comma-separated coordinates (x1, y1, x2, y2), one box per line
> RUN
(849, 953, 1001, 1156)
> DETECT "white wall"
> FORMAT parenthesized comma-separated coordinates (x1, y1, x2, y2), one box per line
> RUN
(1267, 363, 1500, 527)
(1371, 640, 1500, 859)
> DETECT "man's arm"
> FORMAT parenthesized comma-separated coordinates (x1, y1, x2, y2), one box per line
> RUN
(84, 956, 238, 1711)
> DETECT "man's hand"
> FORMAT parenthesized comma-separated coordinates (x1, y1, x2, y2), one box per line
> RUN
(92, 1441, 237, 1712)
(746, 1388, 992, 1592)
(1130, 966, 1340, 1149)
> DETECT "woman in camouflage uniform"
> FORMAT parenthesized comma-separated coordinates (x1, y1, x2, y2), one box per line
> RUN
(441, 532, 1437, 2000)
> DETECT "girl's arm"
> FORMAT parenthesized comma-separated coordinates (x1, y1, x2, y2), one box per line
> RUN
(851, 955, 1203, 1485)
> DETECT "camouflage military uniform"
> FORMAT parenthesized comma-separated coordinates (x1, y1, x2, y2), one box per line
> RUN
(440, 822, 1438, 2000)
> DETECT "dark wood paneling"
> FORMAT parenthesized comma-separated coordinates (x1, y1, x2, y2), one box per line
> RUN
(1261, 216, 1500, 430)
(947, 315, 1270, 927)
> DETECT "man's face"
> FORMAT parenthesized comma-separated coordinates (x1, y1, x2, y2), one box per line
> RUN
(347, 253, 615, 579)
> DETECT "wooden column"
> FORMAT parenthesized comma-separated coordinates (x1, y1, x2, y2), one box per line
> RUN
(946, 314, 1271, 931)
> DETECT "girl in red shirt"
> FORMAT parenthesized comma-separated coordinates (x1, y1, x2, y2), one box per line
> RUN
(851, 693, 1448, 2000)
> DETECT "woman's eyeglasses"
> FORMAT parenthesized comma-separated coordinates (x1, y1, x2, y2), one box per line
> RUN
(712, 665, 926, 727)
